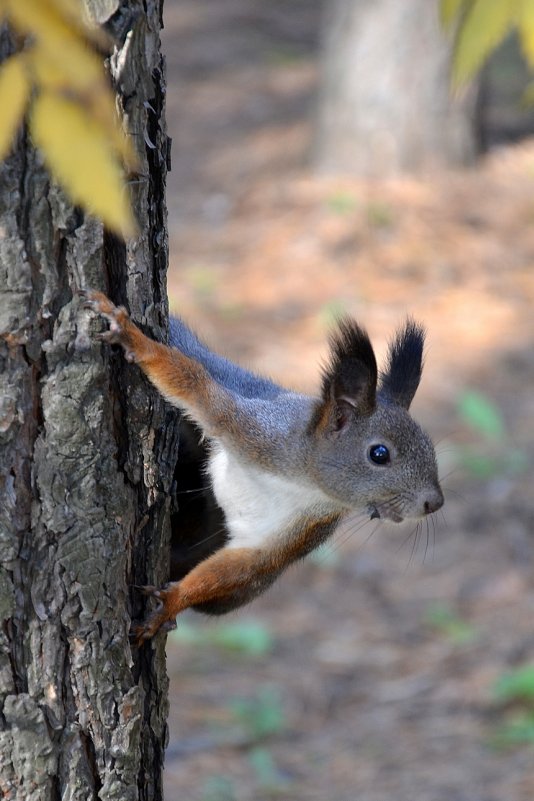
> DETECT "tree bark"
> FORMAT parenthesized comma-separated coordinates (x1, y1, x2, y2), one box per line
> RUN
(313, 0, 479, 176)
(0, 2, 175, 799)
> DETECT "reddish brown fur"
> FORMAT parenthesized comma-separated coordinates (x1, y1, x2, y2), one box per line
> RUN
(271, 513, 341, 566)
(308, 396, 334, 436)
(134, 547, 274, 642)
(134, 513, 340, 643)
(85, 291, 280, 458)
(86, 289, 219, 415)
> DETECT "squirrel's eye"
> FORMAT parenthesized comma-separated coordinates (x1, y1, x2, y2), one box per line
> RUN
(368, 444, 390, 465)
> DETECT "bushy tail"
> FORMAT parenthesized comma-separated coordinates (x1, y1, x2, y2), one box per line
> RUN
(169, 317, 283, 400)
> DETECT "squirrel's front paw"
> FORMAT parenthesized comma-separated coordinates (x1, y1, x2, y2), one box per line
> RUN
(131, 583, 180, 646)
(80, 289, 137, 361)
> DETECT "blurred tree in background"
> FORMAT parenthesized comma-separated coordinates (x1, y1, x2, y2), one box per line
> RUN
(314, 0, 479, 176)
(314, 0, 534, 177)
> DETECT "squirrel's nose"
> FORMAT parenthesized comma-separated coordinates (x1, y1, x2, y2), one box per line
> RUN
(423, 487, 444, 515)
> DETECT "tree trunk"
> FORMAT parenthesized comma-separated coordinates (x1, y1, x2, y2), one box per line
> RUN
(0, 2, 175, 799)
(313, 0, 479, 176)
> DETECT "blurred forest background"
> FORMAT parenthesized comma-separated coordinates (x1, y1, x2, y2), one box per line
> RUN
(161, 2, 534, 799)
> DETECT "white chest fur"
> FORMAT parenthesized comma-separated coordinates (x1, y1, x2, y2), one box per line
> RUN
(208, 445, 336, 550)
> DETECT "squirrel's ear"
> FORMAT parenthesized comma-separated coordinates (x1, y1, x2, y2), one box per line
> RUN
(310, 319, 377, 433)
(379, 319, 425, 409)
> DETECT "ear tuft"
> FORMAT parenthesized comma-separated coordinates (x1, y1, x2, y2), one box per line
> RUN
(379, 318, 425, 409)
(310, 318, 377, 431)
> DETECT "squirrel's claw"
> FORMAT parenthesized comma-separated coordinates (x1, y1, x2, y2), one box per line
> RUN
(79, 288, 130, 323)
(79, 288, 111, 312)
(131, 610, 177, 646)
(130, 623, 153, 647)
(94, 329, 123, 345)
(80, 288, 136, 358)
(135, 584, 154, 595)
(131, 583, 179, 645)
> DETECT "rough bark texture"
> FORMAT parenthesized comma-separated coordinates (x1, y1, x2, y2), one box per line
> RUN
(0, 2, 175, 799)
(314, 0, 479, 176)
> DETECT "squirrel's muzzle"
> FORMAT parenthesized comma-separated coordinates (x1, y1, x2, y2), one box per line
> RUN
(421, 487, 444, 516)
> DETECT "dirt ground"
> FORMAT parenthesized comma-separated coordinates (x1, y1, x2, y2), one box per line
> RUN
(160, 2, 534, 799)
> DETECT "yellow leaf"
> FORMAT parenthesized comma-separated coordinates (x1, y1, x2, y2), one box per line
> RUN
(7, 0, 104, 89)
(517, 0, 534, 65)
(5, 0, 107, 49)
(452, 0, 519, 85)
(0, 54, 30, 160)
(28, 42, 137, 170)
(50, 0, 112, 45)
(6, 0, 74, 38)
(41, 33, 104, 91)
(440, 0, 470, 30)
(48, 0, 94, 29)
(29, 46, 138, 169)
(31, 92, 135, 237)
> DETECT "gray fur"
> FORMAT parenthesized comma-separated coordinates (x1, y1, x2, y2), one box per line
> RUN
(171, 315, 443, 523)
(169, 317, 283, 400)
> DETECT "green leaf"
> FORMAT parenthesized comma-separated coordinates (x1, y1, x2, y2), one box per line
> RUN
(248, 747, 284, 789)
(492, 713, 534, 747)
(212, 621, 273, 655)
(452, 0, 518, 85)
(202, 776, 236, 801)
(425, 602, 476, 644)
(169, 619, 274, 655)
(459, 451, 501, 478)
(494, 665, 534, 702)
(325, 191, 358, 216)
(457, 391, 505, 440)
(230, 686, 286, 740)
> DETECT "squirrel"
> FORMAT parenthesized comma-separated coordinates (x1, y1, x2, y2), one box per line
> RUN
(81, 290, 443, 643)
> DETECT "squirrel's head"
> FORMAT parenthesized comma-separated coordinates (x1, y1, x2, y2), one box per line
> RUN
(308, 319, 443, 523)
